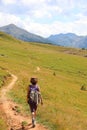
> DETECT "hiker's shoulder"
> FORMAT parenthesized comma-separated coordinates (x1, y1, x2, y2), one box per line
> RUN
(28, 84, 33, 88)
(27, 84, 32, 90)
(36, 85, 40, 91)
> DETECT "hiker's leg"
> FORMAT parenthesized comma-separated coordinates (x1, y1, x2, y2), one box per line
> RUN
(29, 105, 35, 127)
(32, 112, 35, 119)
(34, 103, 37, 118)
(30, 103, 36, 121)
(31, 110, 36, 119)
(31, 103, 37, 127)
(34, 111, 36, 118)
(29, 103, 37, 117)
(31, 111, 36, 127)
(29, 103, 35, 120)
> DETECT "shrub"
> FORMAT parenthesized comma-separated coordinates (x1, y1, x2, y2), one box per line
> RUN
(81, 84, 87, 91)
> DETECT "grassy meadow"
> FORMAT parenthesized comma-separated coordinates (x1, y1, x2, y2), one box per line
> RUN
(0, 32, 87, 130)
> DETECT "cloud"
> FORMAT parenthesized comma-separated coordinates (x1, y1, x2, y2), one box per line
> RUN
(0, 0, 61, 19)
(72, 15, 87, 35)
(0, 12, 21, 26)
(23, 18, 87, 37)
(21, 0, 46, 6)
(0, 11, 87, 38)
(1, 0, 17, 5)
(21, 20, 73, 37)
(0, 0, 87, 37)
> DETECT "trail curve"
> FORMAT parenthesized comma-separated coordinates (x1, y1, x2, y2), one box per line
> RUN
(0, 73, 48, 130)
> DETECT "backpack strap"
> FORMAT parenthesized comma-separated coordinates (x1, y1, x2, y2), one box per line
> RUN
(29, 85, 39, 92)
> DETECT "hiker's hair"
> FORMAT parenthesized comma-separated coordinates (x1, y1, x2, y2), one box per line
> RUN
(30, 78, 38, 85)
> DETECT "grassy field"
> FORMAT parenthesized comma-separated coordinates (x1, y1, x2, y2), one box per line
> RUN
(0, 32, 87, 130)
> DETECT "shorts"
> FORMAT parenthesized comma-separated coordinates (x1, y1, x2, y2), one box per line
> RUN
(28, 100, 37, 112)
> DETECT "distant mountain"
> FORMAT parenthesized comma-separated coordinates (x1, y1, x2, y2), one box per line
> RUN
(0, 24, 49, 43)
(0, 24, 87, 48)
(47, 33, 87, 48)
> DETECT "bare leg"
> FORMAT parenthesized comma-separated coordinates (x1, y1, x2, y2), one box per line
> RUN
(31, 111, 36, 127)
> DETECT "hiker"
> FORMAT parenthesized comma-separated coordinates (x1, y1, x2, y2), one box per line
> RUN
(27, 77, 43, 127)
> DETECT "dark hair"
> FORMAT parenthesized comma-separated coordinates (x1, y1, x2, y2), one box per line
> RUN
(30, 78, 38, 85)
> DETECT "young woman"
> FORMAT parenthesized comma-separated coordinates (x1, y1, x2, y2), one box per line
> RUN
(27, 77, 43, 127)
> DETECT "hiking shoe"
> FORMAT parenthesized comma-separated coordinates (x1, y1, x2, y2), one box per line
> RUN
(32, 118, 36, 128)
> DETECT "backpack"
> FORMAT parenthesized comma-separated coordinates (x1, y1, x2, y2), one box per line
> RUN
(29, 85, 41, 105)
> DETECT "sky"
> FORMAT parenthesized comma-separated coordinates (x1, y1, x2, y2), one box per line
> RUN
(0, 0, 87, 37)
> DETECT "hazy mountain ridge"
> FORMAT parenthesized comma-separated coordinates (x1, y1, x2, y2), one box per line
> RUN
(47, 33, 86, 48)
(0, 24, 49, 43)
(0, 24, 87, 48)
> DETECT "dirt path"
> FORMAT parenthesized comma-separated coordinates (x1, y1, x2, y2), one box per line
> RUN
(0, 74, 48, 130)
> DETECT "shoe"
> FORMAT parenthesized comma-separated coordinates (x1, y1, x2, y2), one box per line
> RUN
(32, 118, 36, 128)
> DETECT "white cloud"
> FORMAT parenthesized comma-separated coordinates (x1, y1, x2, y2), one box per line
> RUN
(0, 0, 87, 37)
(29, 8, 52, 19)
(23, 17, 87, 37)
(20, 0, 61, 19)
(21, 20, 73, 37)
(21, 0, 45, 6)
(0, 12, 21, 26)
(1, 0, 17, 5)
(0, 11, 87, 37)
(72, 15, 87, 35)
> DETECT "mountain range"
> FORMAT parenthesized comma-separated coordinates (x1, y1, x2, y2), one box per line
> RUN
(0, 24, 49, 44)
(0, 24, 87, 48)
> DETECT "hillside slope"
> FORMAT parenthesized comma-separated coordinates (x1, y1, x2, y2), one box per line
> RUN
(0, 32, 87, 130)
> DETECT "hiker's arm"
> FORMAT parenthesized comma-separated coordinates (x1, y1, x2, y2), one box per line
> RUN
(38, 87, 43, 105)
(27, 86, 30, 103)
(40, 94, 43, 105)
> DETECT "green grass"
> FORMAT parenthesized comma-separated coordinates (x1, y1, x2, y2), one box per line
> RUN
(0, 32, 87, 129)
(0, 68, 11, 88)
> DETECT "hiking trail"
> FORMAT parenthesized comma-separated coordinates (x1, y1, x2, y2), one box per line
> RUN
(0, 73, 48, 130)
